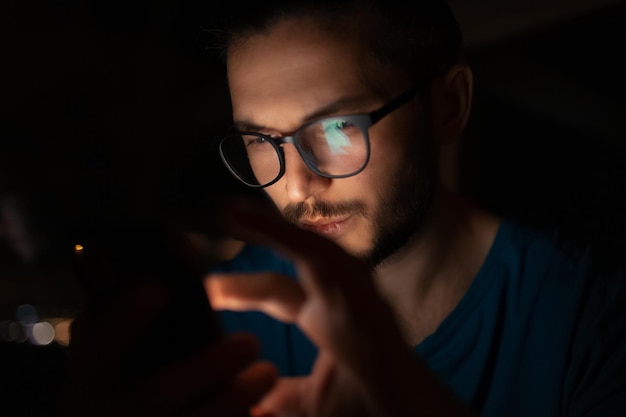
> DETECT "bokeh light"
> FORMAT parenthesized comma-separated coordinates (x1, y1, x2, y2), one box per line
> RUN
(29, 321, 55, 345)
(0, 320, 27, 343)
(15, 304, 38, 326)
(2, 305, 75, 346)
(51, 318, 73, 346)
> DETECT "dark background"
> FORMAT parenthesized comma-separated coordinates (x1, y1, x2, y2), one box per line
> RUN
(2, 0, 625, 268)
(1, 0, 625, 414)
(459, 0, 626, 264)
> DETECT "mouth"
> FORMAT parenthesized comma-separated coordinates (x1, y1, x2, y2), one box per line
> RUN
(299, 216, 355, 239)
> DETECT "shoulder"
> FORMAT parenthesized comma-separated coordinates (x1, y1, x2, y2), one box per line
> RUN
(491, 218, 592, 274)
(488, 218, 626, 303)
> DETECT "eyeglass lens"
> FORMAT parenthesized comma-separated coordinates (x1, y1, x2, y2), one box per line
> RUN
(220, 116, 369, 187)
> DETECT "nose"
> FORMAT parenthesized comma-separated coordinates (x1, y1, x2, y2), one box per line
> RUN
(282, 145, 330, 202)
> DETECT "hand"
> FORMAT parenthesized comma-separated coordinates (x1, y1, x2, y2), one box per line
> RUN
(59, 281, 277, 417)
(206, 200, 474, 417)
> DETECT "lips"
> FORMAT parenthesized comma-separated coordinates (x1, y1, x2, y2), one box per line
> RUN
(299, 216, 354, 238)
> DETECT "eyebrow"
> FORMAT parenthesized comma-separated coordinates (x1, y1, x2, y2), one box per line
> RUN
(232, 93, 382, 133)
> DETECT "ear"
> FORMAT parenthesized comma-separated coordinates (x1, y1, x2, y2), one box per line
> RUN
(430, 63, 473, 145)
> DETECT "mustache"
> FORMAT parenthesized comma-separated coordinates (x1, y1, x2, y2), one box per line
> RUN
(282, 200, 366, 223)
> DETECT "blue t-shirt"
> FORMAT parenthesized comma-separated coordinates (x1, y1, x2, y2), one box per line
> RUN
(213, 219, 626, 416)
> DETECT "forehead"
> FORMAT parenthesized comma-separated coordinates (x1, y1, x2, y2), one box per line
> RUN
(226, 18, 402, 129)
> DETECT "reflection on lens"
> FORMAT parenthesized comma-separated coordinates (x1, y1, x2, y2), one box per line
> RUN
(321, 120, 350, 155)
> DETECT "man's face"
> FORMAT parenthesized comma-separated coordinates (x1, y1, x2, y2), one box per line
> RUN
(226, 18, 438, 267)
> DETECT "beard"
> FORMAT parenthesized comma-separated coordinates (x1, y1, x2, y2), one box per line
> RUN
(363, 155, 436, 268)
(281, 128, 438, 269)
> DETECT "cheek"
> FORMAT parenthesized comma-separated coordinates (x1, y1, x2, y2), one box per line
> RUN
(265, 189, 287, 210)
(262, 186, 286, 209)
(367, 117, 435, 184)
(366, 135, 409, 187)
(367, 113, 418, 168)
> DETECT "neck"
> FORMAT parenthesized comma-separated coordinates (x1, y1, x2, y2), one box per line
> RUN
(373, 185, 500, 345)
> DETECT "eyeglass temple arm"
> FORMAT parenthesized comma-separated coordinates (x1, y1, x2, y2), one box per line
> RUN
(369, 84, 421, 124)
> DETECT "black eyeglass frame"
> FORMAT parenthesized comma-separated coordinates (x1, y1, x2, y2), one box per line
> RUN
(219, 84, 421, 188)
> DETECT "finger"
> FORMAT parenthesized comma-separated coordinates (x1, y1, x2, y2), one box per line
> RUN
(125, 333, 266, 415)
(251, 376, 307, 417)
(205, 273, 305, 322)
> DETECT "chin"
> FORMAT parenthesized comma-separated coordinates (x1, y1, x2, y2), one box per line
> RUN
(335, 234, 370, 254)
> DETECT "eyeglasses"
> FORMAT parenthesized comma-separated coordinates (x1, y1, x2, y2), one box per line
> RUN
(218, 85, 420, 188)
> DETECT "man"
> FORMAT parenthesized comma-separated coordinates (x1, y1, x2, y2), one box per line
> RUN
(204, 0, 626, 416)
(59, 1, 626, 416)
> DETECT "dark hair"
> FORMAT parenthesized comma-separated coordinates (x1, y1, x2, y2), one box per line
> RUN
(204, 0, 463, 81)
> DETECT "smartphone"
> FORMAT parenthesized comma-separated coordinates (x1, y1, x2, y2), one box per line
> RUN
(70, 215, 224, 388)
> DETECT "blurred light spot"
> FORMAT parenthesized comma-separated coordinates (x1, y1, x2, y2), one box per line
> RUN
(74, 244, 84, 253)
(15, 304, 38, 326)
(6, 321, 27, 343)
(29, 321, 55, 345)
(0, 320, 13, 342)
(52, 318, 73, 346)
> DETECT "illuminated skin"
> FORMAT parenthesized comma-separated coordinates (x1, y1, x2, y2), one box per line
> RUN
(227, 18, 437, 267)
(227, 16, 501, 345)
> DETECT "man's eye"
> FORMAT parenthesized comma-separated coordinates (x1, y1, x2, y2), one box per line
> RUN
(245, 136, 268, 146)
(323, 120, 349, 132)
